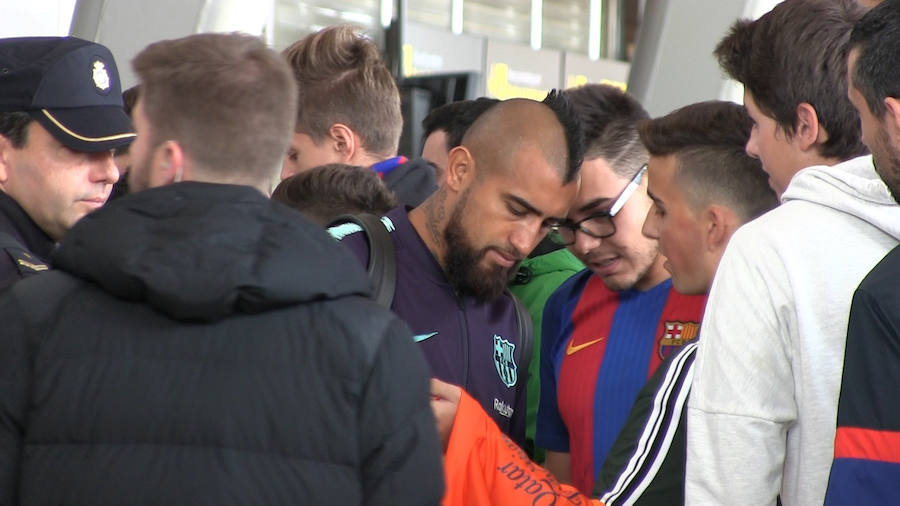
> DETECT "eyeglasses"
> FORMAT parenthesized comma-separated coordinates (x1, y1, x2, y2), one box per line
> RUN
(549, 164, 647, 246)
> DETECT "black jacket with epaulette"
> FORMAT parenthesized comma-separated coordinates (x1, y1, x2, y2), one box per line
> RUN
(0, 191, 53, 290)
(0, 182, 444, 505)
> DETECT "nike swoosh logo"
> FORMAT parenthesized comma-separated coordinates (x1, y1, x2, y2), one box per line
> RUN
(413, 332, 439, 343)
(566, 337, 604, 355)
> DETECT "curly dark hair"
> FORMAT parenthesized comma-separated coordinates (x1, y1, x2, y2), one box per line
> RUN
(639, 100, 777, 222)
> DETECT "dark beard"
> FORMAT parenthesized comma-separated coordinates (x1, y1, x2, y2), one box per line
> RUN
(873, 128, 900, 204)
(442, 193, 518, 303)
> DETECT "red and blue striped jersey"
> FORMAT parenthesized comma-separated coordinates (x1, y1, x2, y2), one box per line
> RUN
(536, 269, 705, 494)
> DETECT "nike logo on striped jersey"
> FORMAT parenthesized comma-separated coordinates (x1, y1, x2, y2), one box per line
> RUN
(566, 337, 604, 355)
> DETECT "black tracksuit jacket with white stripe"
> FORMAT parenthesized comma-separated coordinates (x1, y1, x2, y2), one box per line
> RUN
(592, 340, 698, 506)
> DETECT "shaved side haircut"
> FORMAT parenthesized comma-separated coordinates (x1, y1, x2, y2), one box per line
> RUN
(640, 101, 778, 222)
(283, 25, 401, 157)
(564, 84, 648, 179)
(461, 91, 583, 185)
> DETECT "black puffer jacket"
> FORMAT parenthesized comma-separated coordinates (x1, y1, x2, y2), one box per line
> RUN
(0, 182, 444, 505)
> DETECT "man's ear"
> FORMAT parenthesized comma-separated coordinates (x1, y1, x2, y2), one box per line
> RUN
(704, 204, 740, 253)
(444, 145, 474, 192)
(158, 140, 186, 184)
(328, 123, 358, 162)
(794, 102, 828, 151)
(883, 97, 900, 148)
(0, 134, 13, 184)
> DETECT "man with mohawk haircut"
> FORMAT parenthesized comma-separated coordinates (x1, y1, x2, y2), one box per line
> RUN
(427, 100, 777, 506)
(331, 91, 584, 446)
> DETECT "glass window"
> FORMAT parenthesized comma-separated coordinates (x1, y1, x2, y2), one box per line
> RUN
(273, 0, 380, 51)
(408, 0, 453, 31)
(463, 0, 531, 45)
(542, 0, 590, 53)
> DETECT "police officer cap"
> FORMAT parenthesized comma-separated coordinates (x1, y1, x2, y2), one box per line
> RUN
(0, 36, 135, 153)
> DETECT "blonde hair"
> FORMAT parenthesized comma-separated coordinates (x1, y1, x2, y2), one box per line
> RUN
(283, 25, 401, 157)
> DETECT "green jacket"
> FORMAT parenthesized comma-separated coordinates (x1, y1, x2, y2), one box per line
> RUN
(509, 247, 584, 463)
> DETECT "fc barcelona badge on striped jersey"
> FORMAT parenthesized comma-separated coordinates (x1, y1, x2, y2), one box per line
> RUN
(658, 321, 699, 359)
(493, 334, 518, 388)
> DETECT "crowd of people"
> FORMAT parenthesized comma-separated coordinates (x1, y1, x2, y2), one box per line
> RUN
(0, 0, 897, 504)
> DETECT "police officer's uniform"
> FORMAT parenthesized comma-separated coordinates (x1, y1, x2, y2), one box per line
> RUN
(0, 192, 53, 288)
(0, 36, 135, 290)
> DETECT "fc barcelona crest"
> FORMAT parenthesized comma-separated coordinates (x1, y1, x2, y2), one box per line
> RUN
(658, 321, 699, 359)
(493, 335, 518, 388)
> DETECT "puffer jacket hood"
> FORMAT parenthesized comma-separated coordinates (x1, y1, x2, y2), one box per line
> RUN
(382, 157, 437, 207)
(782, 155, 900, 241)
(53, 182, 370, 321)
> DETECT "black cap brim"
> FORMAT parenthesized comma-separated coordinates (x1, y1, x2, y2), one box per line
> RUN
(30, 106, 136, 153)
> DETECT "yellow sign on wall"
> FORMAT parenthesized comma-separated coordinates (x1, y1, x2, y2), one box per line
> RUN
(402, 43, 417, 77)
(565, 74, 627, 90)
(486, 63, 550, 100)
(563, 52, 630, 91)
(401, 24, 485, 80)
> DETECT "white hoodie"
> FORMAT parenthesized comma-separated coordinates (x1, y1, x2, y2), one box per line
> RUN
(685, 156, 900, 506)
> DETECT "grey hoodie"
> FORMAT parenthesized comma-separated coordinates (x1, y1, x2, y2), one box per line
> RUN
(686, 155, 900, 506)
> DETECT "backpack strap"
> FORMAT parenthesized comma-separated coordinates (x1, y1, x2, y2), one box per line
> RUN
(330, 213, 397, 309)
(329, 214, 531, 375)
(509, 291, 533, 381)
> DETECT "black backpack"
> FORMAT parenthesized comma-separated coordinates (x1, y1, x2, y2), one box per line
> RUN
(332, 213, 534, 379)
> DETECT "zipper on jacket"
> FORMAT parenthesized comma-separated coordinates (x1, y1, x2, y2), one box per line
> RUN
(454, 292, 470, 390)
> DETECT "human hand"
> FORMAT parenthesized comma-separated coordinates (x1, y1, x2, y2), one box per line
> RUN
(430, 378, 461, 451)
